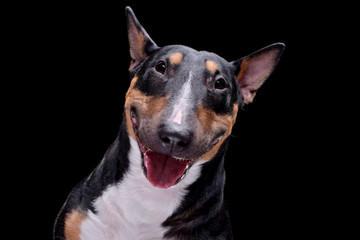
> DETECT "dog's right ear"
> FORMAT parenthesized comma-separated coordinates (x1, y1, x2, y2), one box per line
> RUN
(125, 7, 158, 71)
(232, 43, 285, 104)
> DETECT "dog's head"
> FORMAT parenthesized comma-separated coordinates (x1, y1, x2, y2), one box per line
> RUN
(124, 7, 284, 189)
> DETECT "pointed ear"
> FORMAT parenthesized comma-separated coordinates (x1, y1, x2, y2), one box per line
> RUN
(125, 7, 158, 71)
(232, 43, 285, 104)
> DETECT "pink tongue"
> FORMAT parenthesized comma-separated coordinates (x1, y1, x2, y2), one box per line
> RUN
(144, 151, 188, 189)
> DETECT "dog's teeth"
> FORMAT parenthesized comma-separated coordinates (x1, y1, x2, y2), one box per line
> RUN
(179, 173, 186, 180)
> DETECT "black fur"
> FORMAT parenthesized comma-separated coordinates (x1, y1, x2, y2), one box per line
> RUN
(53, 117, 131, 239)
(54, 6, 284, 240)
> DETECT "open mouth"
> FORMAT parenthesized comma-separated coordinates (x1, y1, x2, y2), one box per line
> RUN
(130, 110, 222, 189)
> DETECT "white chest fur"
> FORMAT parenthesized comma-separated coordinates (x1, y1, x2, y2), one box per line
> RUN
(79, 137, 202, 240)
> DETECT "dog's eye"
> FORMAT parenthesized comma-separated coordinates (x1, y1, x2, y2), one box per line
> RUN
(155, 61, 166, 74)
(214, 78, 227, 90)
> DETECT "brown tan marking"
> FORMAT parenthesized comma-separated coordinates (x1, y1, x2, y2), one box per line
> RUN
(169, 52, 183, 65)
(125, 79, 168, 141)
(198, 103, 238, 161)
(237, 58, 249, 80)
(141, 95, 168, 118)
(64, 209, 87, 240)
(124, 76, 139, 140)
(125, 76, 139, 100)
(205, 60, 218, 74)
(237, 58, 259, 103)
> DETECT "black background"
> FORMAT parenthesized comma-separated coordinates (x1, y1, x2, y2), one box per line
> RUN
(14, 0, 348, 239)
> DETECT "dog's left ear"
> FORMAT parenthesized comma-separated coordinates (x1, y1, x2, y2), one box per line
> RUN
(232, 43, 285, 104)
(125, 7, 159, 71)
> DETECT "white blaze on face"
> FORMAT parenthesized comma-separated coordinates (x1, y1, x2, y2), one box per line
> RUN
(173, 108, 183, 124)
(171, 71, 193, 125)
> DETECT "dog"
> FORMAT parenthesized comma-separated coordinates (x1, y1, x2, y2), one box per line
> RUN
(54, 6, 284, 240)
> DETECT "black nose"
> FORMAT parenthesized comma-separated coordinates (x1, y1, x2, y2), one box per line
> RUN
(158, 125, 193, 153)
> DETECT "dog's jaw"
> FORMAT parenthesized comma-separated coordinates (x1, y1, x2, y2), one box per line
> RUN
(130, 110, 196, 189)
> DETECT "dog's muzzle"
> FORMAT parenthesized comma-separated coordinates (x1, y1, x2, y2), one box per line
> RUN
(130, 109, 222, 189)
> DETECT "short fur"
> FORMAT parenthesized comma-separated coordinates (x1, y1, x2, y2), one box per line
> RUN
(54, 6, 284, 240)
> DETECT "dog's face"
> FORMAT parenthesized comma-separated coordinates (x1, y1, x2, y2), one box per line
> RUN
(124, 7, 284, 189)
